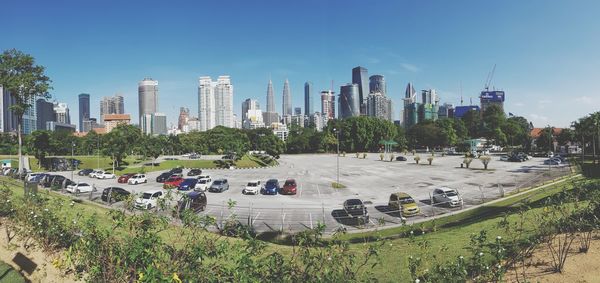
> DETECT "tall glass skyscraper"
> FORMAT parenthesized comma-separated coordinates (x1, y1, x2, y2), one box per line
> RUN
(282, 79, 292, 116)
(266, 80, 275, 113)
(138, 78, 159, 129)
(352, 66, 368, 114)
(338, 84, 360, 119)
(78, 93, 90, 132)
(369, 75, 386, 96)
(304, 82, 313, 116)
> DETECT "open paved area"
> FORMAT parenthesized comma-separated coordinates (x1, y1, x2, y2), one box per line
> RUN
(51, 154, 571, 234)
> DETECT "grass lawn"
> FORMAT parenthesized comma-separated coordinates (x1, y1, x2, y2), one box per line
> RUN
(0, 260, 25, 283)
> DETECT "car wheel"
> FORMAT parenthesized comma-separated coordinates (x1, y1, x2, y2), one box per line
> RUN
(146, 204, 151, 210)
(75, 189, 80, 194)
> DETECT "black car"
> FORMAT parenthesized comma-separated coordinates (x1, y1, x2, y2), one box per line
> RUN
(187, 168, 202, 176)
(101, 187, 131, 203)
(169, 167, 183, 174)
(156, 172, 172, 183)
(175, 191, 207, 214)
(395, 156, 407, 161)
(42, 175, 60, 188)
(343, 199, 369, 223)
(78, 169, 94, 176)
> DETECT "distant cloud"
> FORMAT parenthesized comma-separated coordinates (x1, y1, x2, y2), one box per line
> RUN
(401, 63, 420, 73)
(575, 96, 594, 104)
(514, 102, 524, 107)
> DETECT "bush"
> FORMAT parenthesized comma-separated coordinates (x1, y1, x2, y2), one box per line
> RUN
(390, 154, 395, 162)
(379, 153, 384, 161)
(480, 156, 491, 170)
(463, 158, 473, 168)
(414, 156, 421, 164)
(427, 157, 434, 165)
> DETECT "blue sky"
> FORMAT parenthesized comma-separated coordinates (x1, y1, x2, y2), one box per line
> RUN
(2, 0, 599, 129)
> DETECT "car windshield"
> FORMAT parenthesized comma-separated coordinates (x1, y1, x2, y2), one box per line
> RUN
(247, 182, 258, 187)
(346, 199, 362, 206)
(198, 180, 208, 184)
(142, 193, 152, 199)
(399, 197, 414, 204)
(79, 183, 89, 186)
(267, 180, 277, 186)
(446, 191, 458, 197)
(167, 178, 177, 182)
(285, 181, 295, 186)
(213, 180, 223, 185)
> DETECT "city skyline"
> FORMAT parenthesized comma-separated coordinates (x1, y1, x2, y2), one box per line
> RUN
(2, 1, 600, 128)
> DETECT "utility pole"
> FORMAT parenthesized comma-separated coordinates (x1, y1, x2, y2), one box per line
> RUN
(334, 128, 340, 186)
(71, 142, 75, 181)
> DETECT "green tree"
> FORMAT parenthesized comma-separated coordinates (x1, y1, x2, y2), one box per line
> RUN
(535, 126, 555, 152)
(435, 119, 458, 146)
(462, 109, 482, 138)
(103, 124, 141, 168)
(27, 130, 52, 166)
(556, 128, 575, 147)
(0, 49, 52, 173)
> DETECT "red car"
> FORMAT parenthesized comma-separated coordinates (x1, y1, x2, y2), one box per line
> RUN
(163, 176, 184, 189)
(118, 173, 136, 183)
(281, 179, 297, 195)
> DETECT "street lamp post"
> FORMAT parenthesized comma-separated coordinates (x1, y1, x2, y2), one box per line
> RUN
(334, 128, 340, 186)
(71, 142, 75, 180)
(97, 135, 100, 169)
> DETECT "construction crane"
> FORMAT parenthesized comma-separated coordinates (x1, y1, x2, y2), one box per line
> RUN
(484, 64, 496, 91)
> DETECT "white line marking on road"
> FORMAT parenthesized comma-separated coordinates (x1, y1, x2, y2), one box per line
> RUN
(252, 212, 261, 225)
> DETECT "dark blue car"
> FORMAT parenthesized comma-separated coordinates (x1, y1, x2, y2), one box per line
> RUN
(262, 179, 279, 195)
(178, 178, 199, 191)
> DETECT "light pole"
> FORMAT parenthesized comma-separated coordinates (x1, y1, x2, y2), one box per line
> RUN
(334, 128, 340, 186)
(71, 142, 75, 180)
(97, 135, 100, 169)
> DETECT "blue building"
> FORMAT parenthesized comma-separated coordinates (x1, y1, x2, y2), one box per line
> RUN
(454, 105, 480, 118)
(480, 90, 505, 112)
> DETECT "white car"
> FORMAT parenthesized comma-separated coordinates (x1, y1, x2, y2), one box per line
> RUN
(194, 176, 212, 192)
(96, 171, 116, 179)
(135, 190, 164, 210)
(432, 187, 463, 207)
(242, 180, 262, 195)
(66, 182, 94, 194)
(128, 174, 147, 185)
(88, 170, 103, 178)
(499, 155, 509, 161)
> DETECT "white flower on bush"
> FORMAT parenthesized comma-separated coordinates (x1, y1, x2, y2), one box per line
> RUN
(33, 215, 37, 218)
(5, 200, 9, 203)
(44, 208, 48, 212)
(496, 236, 502, 240)
(479, 252, 484, 256)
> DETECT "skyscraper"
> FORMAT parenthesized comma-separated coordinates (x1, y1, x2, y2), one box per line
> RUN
(242, 99, 260, 122)
(138, 78, 158, 128)
(352, 66, 369, 114)
(178, 107, 189, 130)
(338, 83, 360, 119)
(282, 79, 292, 117)
(369, 75, 386, 96)
(152, 113, 167, 135)
(403, 83, 419, 128)
(36, 98, 55, 130)
(321, 90, 335, 121)
(419, 89, 440, 122)
(100, 94, 125, 123)
(366, 92, 392, 121)
(0, 86, 17, 133)
(266, 80, 275, 113)
(198, 76, 234, 130)
(304, 82, 313, 116)
(78, 93, 90, 132)
(53, 102, 70, 124)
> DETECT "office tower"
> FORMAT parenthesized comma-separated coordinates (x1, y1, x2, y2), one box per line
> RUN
(438, 103, 455, 119)
(304, 82, 313, 116)
(480, 90, 505, 112)
(320, 90, 335, 121)
(138, 78, 159, 128)
(403, 83, 419, 128)
(78, 93, 90, 132)
(242, 99, 260, 122)
(352, 66, 369, 114)
(338, 84, 360, 119)
(310, 112, 323, 131)
(266, 80, 275, 113)
(0, 86, 17, 133)
(214, 76, 234, 128)
(198, 76, 234, 130)
(282, 79, 292, 116)
(100, 94, 125, 123)
(294, 107, 302, 115)
(178, 107, 189, 130)
(367, 92, 392, 121)
(152, 113, 167, 135)
(53, 102, 70, 124)
(22, 96, 37, 134)
(369, 75, 386, 96)
(418, 89, 440, 122)
(36, 99, 55, 130)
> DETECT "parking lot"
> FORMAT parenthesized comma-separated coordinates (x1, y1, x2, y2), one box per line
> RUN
(50, 154, 571, 234)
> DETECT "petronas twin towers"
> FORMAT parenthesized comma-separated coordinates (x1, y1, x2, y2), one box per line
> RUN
(263, 79, 292, 125)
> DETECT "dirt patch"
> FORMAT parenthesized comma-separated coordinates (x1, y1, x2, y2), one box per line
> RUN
(0, 223, 80, 283)
(505, 234, 600, 283)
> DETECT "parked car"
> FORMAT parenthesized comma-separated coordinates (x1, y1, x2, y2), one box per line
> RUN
(388, 192, 420, 216)
(343, 199, 369, 223)
(96, 171, 116, 179)
(135, 190, 164, 210)
(242, 180, 262, 195)
(544, 159, 560, 165)
(88, 170, 103, 178)
(187, 168, 202, 176)
(156, 172, 172, 183)
(78, 169, 94, 176)
(395, 156, 407, 161)
(101, 187, 131, 202)
(175, 191, 207, 214)
(164, 176, 184, 189)
(195, 176, 212, 192)
(432, 187, 462, 207)
(208, 179, 229, 193)
(262, 179, 279, 195)
(128, 174, 147, 185)
(51, 175, 74, 188)
(281, 179, 297, 195)
(118, 173, 136, 183)
(66, 182, 94, 194)
(41, 175, 59, 188)
(499, 155, 509, 161)
(177, 178, 199, 191)
(169, 167, 183, 174)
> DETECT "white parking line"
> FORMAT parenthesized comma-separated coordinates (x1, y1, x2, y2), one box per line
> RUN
(252, 212, 261, 225)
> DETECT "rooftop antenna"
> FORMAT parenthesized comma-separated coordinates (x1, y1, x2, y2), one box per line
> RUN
(470, 97, 473, 105)
(460, 81, 463, 106)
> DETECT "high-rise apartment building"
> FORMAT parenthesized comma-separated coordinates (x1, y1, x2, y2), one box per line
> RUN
(53, 102, 70, 124)
(419, 89, 439, 122)
(369, 75, 386, 96)
(352, 66, 369, 114)
(100, 94, 124, 123)
(338, 83, 360, 119)
(367, 92, 392, 121)
(320, 90, 335, 121)
(304, 82, 313, 116)
(403, 83, 419, 128)
(36, 98, 55, 131)
(138, 78, 158, 128)
(178, 107, 189, 130)
(78, 93, 90, 132)
(0, 86, 17, 133)
(282, 79, 292, 117)
(198, 76, 234, 131)
(152, 113, 167, 135)
(480, 90, 505, 112)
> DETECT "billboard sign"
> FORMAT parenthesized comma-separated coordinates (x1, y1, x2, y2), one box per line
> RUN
(480, 91, 505, 102)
